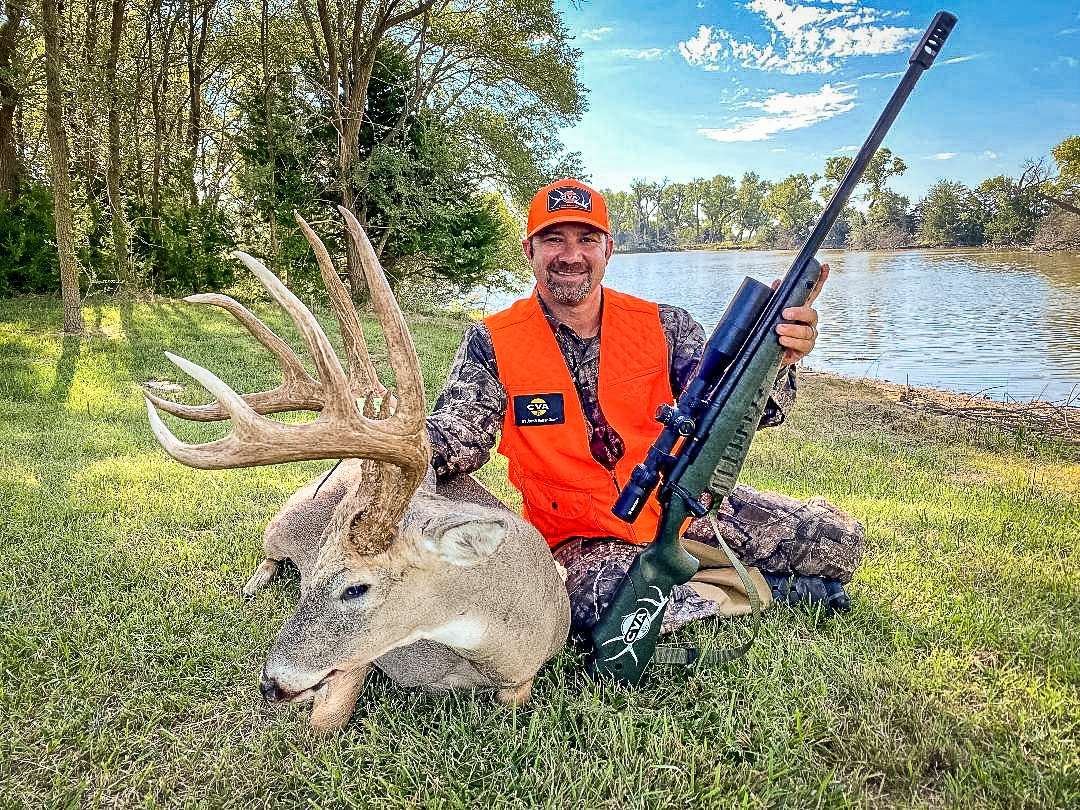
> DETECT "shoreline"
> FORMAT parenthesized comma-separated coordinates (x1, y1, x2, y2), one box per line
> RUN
(800, 368, 1080, 447)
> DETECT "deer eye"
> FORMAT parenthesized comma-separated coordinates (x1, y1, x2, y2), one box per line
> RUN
(342, 584, 370, 601)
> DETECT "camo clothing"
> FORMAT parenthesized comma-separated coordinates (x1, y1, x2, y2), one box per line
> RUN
(428, 292, 797, 478)
(554, 484, 866, 635)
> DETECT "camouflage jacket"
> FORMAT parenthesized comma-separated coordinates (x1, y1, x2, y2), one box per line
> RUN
(427, 290, 798, 479)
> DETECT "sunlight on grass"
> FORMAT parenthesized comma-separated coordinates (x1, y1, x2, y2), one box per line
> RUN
(1, 296, 1077, 808)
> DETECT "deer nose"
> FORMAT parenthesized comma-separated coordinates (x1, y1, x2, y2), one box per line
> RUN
(260, 670, 287, 703)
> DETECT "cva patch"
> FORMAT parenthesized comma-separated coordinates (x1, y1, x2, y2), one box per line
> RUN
(513, 393, 565, 426)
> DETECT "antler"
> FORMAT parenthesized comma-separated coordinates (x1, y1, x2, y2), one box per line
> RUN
(145, 209, 431, 548)
(144, 218, 382, 421)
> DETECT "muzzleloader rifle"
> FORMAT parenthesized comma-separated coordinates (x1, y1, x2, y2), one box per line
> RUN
(588, 11, 959, 685)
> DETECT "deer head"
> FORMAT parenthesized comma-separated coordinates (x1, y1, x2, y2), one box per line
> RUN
(145, 209, 526, 728)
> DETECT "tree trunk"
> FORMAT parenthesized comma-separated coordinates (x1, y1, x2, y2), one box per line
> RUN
(106, 0, 133, 287)
(41, 0, 84, 334)
(0, 0, 24, 198)
(339, 67, 374, 301)
(339, 137, 365, 298)
(260, 0, 280, 277)
(186, 0, 215, 208)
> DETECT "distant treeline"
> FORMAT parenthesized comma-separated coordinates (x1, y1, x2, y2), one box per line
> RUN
(0, 0, 585, 333)
(603, 137, 1080, 254)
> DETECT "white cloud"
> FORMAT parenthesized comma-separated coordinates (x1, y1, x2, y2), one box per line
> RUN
(1058, 27, 1080, 35)
(982, 150, 998, 160)
(678, 0, 919, 75)
(613, 48, 665, 60)
(1060, 56, 1080, 68)
(679, 26, 725, 71)
(699, 83, 856, 142)
(929, 152, 957, 160)
(855, 70, 904, 80)
(837, 144, 858, 152)
(581, 26, 613, 42)
(940, 54, 982, 65)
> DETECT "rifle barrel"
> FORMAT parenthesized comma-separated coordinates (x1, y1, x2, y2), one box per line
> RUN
(792, 10, 957, 275)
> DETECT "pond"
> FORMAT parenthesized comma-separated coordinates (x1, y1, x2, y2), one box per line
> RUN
(473, 248, 1080, 404)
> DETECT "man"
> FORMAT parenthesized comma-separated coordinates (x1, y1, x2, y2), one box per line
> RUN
(427, 179, 864, 637)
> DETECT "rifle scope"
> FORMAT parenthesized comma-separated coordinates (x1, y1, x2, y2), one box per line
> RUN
(612, 276, 774, 523)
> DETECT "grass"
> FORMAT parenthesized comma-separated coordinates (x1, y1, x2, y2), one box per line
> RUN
(0, 293, 1077, 809)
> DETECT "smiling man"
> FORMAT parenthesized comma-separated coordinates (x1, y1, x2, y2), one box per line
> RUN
(427, 178, 865, 638)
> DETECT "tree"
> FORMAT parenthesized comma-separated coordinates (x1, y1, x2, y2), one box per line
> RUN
(1031, 137, 1080, 249)
(0, 0, 25, 198)
(976, 175, 1044, 246)
(764, 173, 820, 248)
(822, 147, 910, 249)
(686, 178, 708, 242)
(105, 0, 132, 285)
(602, 188, 635, 247)
(41, 0, 83, 333)
(734, 172, 770, 242)
(656, 182, 687, 245)
(629, 178, 658, 245)
(916, 180, 983, 246)
(701, 174, 737, 242)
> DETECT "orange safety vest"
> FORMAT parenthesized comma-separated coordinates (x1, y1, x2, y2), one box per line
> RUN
(485, 288, 673, 548)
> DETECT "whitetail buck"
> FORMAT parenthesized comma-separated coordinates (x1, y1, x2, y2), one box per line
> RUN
(144, 208, 569, 731)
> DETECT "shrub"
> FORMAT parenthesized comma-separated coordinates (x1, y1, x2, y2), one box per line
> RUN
(0, 185, 60, 296)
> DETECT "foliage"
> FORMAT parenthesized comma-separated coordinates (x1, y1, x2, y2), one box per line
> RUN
(916, 180, 984, 247)
(599, 140, 1080, 254)
(0, 183, 58, 295)
(1051, 135, 1080, 184)
(823, 149, 911, 249)
(0, 0, 583, 300)
(764, 173, 821, 248)
(234, 72, 328, 283)
(601, 150, 913, 252)
(1032, 208, 1080, 251)
(976, 175, 1044, 247)
(133, 197, 237, 294)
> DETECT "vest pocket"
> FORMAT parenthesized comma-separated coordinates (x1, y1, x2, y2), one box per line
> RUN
(521, 476, 597, 539)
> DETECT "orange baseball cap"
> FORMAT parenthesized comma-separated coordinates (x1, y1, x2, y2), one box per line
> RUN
(526, 178, 610, 238)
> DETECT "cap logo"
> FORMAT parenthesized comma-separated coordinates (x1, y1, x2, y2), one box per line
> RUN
(547, 186, 592, 213)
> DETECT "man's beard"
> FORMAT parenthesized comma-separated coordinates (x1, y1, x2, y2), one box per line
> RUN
(544, 263, 594, 305)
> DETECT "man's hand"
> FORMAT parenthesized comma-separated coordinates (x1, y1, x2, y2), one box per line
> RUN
(772, 263, 829, 365)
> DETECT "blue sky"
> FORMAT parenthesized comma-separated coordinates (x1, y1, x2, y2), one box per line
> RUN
(556, 1, 1080, 200)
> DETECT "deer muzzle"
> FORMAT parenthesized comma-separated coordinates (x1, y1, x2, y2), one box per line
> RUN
(260, 665, 340, 704)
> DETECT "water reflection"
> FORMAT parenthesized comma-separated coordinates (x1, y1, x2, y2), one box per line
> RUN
(479, 249, 1080, 403)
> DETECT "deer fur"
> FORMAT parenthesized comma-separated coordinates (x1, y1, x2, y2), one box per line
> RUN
(248, 461, 569, 731)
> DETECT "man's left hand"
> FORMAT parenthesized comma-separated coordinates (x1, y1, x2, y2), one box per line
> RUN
(773, 263, 829, 365)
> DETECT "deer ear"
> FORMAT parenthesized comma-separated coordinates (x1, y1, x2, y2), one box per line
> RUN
(419, 514, 509, 567)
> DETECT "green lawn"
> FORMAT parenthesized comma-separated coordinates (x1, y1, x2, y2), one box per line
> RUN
(1, 294, 1077, 809)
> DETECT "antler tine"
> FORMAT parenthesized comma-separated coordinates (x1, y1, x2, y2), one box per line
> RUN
(231, 251, 353, 418)
(144, 293, 321, 422)
(292, 213, 381, 396)
(143, 385, 323, 422)
(337, 206, 427, 432)
(144, 351, 273, 469)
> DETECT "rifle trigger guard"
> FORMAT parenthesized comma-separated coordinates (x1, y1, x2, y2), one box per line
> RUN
(670, 484, 709, 517)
